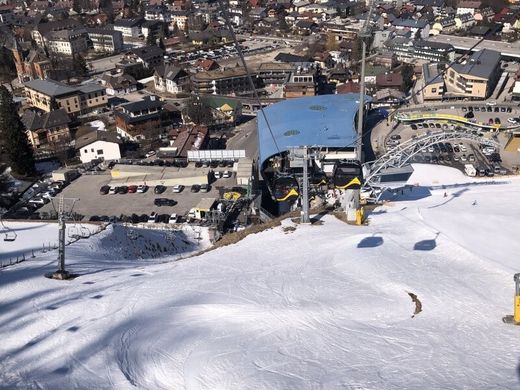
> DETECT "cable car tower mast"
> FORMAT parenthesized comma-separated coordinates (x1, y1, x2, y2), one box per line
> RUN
(343, 0, 377, 223)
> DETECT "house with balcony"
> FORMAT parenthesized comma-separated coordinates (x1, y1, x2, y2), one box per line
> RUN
(153, 65, 190, 94)
(22, 108, 71, 150)
(114, 95, 164, 140)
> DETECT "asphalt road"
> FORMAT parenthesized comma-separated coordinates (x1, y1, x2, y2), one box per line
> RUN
(226, 118, 259, 161)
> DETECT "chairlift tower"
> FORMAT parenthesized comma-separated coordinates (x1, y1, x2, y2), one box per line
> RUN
(343, 0, 377, 224)
(46, 196, 79, 280)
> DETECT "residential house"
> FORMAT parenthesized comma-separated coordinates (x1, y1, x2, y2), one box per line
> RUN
(141, 20, 166, 39)
(21, 108, 71, 150)
(194, 58, 220, 72)
(121, 46, 164, 69)
(456, 0, 481, 15)
(169, 126, 209, 157)
(171, 10, 189, 30)
(75, 129, 122, 163)
(455, 13, 476, 30)
(431, 16, 457, 35)
(100, 70, 138, 95)
(374, 88, 406, 108)
(202, 95, 242, 124)
(87, 28, 124, 54)
(12, 42, 52, 83)
(283, 69, 317, 98)
(153, 65, 190, 94)
(31, 19, 83, 47)
(24, 79, 108, 116)
(114, 95, 163, 140)
(145, 4, 171, 22)
(375, 72, 403, 91)
(114, 18, 144, 38)
(392, 18, 430, 39)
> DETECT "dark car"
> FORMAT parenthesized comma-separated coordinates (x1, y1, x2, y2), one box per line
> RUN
(464, 111, 474, 119)
(118, 186, 128, 194)
(411, 124, 418, 130)
(210, 161, 219, 168)
(99, 185, 110, 195)
(154, 185, 167, 194)
(226, 160, 234, 167)
(446, 143, 453, 153)
(495, 117, 501, 124)
(390, 134, 401, 140)
(195, 161, 203, 168)
(190, 184, 201, 193)
(154, 198, 177, 206)
(89, 215, 100, 221)
(139, 214, 149, 223)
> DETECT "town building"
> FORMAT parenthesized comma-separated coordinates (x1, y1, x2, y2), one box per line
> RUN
(114, 95, 163, 140)
(191, 68, 256, 95)
(75, 129, 122, 163)
(283, 70, 317, 98)
(12, 43, 52, 83)
(24, 79, 108, 116)
(153, 65, 190, 94)
(87, 28, 124, 53)
(257, 62, 295, 86)
(21, 108, 71, 150)
(422, 63, 445, 100)
(100, 70, 138, 95)
(386, 38, 455, 63)
(114, 18, 144, 38)
(444, 49, 501, 99)
(169, 126, 209, 157)
(44, 28, 88, 56)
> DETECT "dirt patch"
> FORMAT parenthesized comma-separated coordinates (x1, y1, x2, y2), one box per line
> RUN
(282, 226, 297, 234)
(407, 292, 422, 318)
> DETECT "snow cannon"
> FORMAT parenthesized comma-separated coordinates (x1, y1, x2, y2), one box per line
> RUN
(502, 273, 520, 325)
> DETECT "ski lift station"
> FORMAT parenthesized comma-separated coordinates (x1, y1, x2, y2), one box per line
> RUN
(257, 94, 371, 212)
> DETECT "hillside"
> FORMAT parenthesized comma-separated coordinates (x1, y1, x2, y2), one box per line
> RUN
(1, 165, 520, 389)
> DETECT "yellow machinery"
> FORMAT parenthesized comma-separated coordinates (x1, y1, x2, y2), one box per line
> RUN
(502, 273, 520, 325)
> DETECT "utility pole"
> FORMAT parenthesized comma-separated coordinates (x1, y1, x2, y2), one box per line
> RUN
(301, 145, 310, 224)
(47, 196, 79, 280)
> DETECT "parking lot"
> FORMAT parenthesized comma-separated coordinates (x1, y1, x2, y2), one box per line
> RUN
(37, 173, 238, 221)
(370, 101, 520, 176)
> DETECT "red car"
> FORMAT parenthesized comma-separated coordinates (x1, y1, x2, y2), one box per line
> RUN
(128, 185, 138, 193)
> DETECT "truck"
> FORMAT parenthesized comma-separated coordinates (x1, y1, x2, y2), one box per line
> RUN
(464, 164, 476, 177)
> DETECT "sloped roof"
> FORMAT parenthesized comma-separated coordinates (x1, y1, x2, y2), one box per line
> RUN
(75, 129, 121, 149)
(21, 109, 70, 131)
(451, 49, 500, 79)
(154, 64, 187, 81)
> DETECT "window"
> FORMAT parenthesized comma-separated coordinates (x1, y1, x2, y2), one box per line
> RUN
(91, 148, 94, 152)
(432, 88, 437, 93)
(84, 149, 88, 153)
(97, 149, 104, 155)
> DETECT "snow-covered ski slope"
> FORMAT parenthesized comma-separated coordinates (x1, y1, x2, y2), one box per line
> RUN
(1, 165, 520, 389)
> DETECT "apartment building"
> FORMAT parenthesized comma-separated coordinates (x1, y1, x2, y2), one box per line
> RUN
(44, 28, 88, 56)
(21, 109, 71, 150)
(444, 49, 501, 99)
(114, 18, 144, 38)
(87, 28, 124, 54)
(24, 79, 107, 116)
(114, 95, 163, 140)
(191, 68, 256, 95)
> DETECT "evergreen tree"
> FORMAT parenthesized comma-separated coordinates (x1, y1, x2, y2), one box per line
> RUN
(146, 32, 156, 46)
(0, 86, 35, 176)
(401, 64, 415, 94)
(72, 54, 88, 75)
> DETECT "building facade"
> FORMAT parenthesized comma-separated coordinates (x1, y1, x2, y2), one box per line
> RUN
(87, 29, 124, 53)
(114, 95, 163, 140)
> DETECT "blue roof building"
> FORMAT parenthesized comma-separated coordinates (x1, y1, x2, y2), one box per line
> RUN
(257, 94, 370, 167)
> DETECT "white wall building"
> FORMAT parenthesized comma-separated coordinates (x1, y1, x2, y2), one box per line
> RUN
(76, 130, 121, 163)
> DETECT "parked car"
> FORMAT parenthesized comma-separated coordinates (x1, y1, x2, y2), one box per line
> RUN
(99, 185, 110, 195)
(145, 150, 156, 158)
(168, 213, 178, 224)
(223, 170, 232, 178)
(128, 185, 138, 193)
(172, 184, 184, 193)
(154, 185, 167, 194)
(137, 184, 148, 193)
(109, 186, 118, 195)
(200, 184, 210, 192)
(29, 197, 48, 205)
(214, 171, 222, 179)
(154, 198, 176, 207)
(148, 212, 158, 223)
(190, 184, 201, 193)
(118, 186, 128, 194)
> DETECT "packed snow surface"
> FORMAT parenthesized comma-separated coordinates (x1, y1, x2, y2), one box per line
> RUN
(1, 165, 520, 389)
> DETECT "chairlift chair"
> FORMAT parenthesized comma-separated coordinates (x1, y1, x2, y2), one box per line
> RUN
(4, 232, 16, 242)
(273, 175, 299, 202)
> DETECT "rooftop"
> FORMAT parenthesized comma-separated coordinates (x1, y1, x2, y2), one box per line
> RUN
(257, 94, 370, 166)
(451, 48, 501, 79)
(24, 79, 77, 97)
(21, 109, 70, 131)
(75, 129, 121, 150)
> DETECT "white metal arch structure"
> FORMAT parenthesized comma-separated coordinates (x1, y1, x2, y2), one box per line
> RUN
(363, 130, 500, 190)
